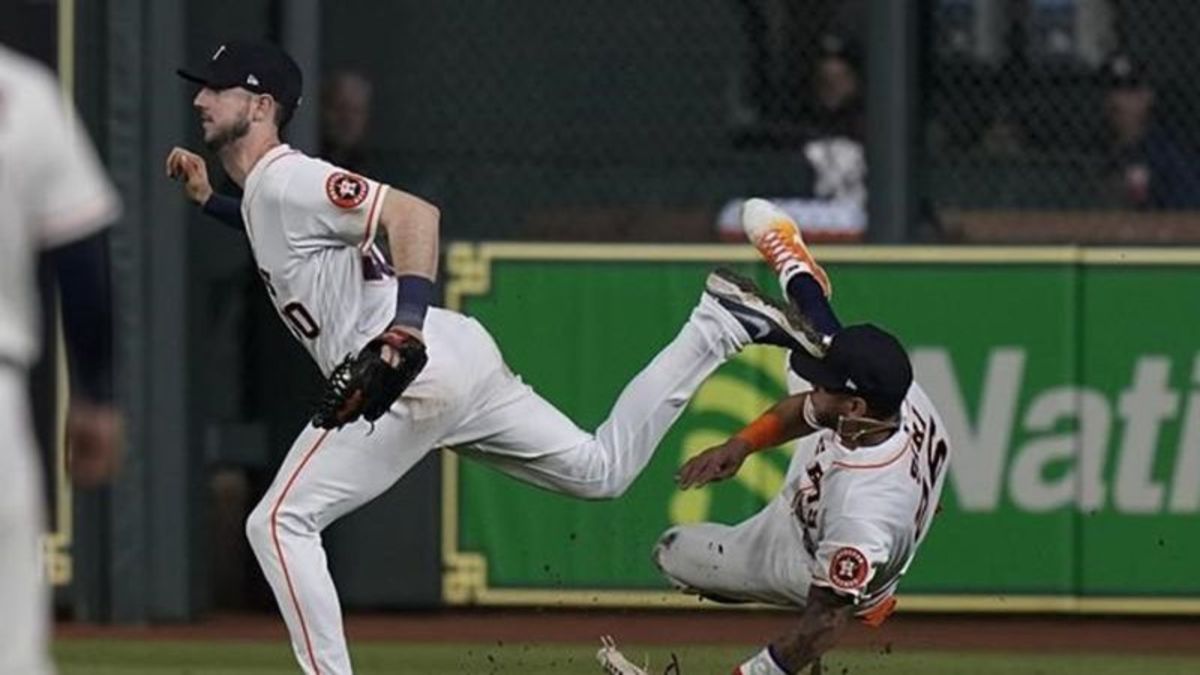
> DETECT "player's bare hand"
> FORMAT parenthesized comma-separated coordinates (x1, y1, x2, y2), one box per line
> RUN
(66, 400, 124, 488)
(676, 439, 752, 489)
(380, 325, 424, 367)
(165, 146, 214, 205)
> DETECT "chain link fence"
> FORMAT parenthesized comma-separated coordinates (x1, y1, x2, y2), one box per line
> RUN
(321, 0, 869, 241)
(319, 0, 1200, 243)
(930, 0, 1200, 242)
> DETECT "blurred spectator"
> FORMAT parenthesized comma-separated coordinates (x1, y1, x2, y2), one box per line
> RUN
(717, 34, 867, 242)
(1098, 53, 1200, 209)
(976, 103, 1030, 157)
(320, 70, 374, 172)
(730, 0, 857, 127)
(800, 35, 867, 211)
(808, 33, 865, 141)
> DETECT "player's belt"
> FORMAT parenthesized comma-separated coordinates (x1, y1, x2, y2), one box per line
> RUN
(0, 354, 24, 373)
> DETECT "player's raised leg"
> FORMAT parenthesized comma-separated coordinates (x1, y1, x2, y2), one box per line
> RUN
(742, 198, 842, 335)
(446, 269, 822, 499)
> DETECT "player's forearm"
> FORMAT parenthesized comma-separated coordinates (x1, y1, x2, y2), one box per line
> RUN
(47, 230, 114, 403)
(767, 609, 848, 672)
(734, 393, 817, 454)
(380, 190, 440, 330)
(380, 190, 440, 280)
(200, 193, 245, 230)
(742, 588, 851, 673)
(779, 587, 853, 671)
(773, 392, 818, 442)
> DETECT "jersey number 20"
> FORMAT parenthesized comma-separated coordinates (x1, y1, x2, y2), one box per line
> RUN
(259, 268, 321, 340)
(282, 302, 320, 339)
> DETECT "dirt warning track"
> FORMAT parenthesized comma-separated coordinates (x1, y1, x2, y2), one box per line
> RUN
(56, 610, 1200, 654)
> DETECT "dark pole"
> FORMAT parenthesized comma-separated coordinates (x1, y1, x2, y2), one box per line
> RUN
(866, 0, 921, 243)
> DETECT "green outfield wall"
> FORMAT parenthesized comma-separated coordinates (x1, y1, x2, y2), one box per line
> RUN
(440, 244, 1200, 614)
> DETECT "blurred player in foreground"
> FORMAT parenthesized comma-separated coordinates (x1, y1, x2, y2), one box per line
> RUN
(168, 41, 829, 675)
(0, 44, 122, 674)
(598, 199, 953, 675)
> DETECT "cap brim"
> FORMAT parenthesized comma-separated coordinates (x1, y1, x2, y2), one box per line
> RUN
(176, 68, 242, 90)
(789, 351, 851, 391)
(176, 68, 210, 85)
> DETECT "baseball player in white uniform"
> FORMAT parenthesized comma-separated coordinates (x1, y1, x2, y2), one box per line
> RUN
(167, 42, 826, 675)
(0, 44, 122, 675)
(600, 200, 953, 675)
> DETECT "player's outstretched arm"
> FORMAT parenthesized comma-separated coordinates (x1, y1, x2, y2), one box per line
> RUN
(734, 585, 852, 674)
(165, 146, 244, 230)
(676, 392, 817, 489)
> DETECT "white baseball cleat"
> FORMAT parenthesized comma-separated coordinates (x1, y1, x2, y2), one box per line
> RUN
(741, 197, 832, 297)
(705, 268, 828, 357)
(597, 636, 650, 675)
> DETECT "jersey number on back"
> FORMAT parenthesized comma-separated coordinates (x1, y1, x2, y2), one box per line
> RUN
(908, 410, 948, 540)
(259, 268, 321, 340)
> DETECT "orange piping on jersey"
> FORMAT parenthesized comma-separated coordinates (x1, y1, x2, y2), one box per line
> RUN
(359, 184, 387, 251)
(858, 595, 898, 627)
(831, 437, 915, 470)
(270, 429, 331, 675)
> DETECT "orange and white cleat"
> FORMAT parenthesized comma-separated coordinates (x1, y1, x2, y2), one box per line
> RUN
(740, 198, 832, 298)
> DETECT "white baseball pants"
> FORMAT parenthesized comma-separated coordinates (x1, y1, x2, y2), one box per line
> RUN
(246, 297, 749, 674)
(0, 371, 54, 675)
(653, 495, 812, 608)
(653, 369, 816, 609)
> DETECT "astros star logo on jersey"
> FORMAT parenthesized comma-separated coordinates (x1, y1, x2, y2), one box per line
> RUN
(325, 172, 369, 209)
(830, 547, 869, 589)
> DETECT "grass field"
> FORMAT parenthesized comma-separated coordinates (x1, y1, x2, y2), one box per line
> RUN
(53, 640, 1200, 674)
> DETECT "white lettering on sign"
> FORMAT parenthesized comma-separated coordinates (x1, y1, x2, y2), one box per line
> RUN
(1115, 357, 1177, 513)
(912, 348, 1023, 511)
(1008, 387, 1109, 511)
(1169, 355, 1200, 513)
(915, 347, 1200, 515)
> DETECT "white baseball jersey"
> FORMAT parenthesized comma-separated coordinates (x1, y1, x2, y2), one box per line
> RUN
(0, 44, 118, 675)
(783, 382, 951, 612)
(240, 144, 394, 375)
(0, 45, 120, 368)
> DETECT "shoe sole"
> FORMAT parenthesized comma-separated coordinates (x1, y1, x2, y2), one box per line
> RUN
(706, 268, 827, 357)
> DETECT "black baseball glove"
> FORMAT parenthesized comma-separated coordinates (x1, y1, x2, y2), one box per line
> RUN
(312, 327, 428, 429)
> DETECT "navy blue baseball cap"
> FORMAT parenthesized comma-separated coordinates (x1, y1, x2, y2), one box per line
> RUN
(178, 41, 303, 124)
(789, 324, 913, 417)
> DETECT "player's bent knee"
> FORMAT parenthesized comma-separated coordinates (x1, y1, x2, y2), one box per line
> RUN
(651, 526, 752, 605)
(651, 526, 721, 596)
(651, 527, 685, 577)
(249, 497, 320, 544)
(244, 501, 273, 554)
